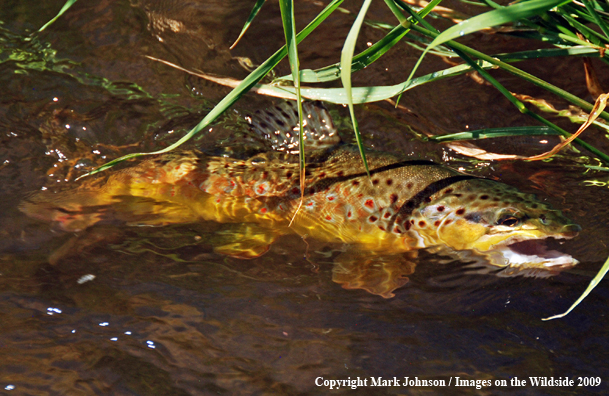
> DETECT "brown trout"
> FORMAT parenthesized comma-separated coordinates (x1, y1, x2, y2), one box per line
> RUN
(21, 102, 581, 296)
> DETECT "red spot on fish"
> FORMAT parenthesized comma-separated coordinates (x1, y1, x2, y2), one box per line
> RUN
(384, 212, 391, 219)
(378, 226, 386, 231)
(434, 220, 441, 226)
(364, 199, 374, 208)
(307, 202, 314, 206)
(347, 211, 352, 218)
(393, 227, 402, 234)
(445, 219, 452, 225)
(260, 207, 268, 214)
(216, 198, 221, 203)
(325, 215, 332, 221)
(328, 196, 335, 201)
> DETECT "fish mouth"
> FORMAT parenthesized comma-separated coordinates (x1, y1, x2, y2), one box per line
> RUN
(487, 235, 578, 273)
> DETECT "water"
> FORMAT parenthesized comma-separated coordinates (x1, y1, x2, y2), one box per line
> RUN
(1, 1, 609, 395)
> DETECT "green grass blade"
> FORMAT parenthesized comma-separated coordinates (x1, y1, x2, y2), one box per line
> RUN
(405, 0, 574, 84)
(428, 126, 559, 142)
(79, 0, 345, 178)
(277, 0, 443, 84)
(383, 0, 410, 24)
(39, 0, 79, 32)
(580, 0, 609, 39)
(560, 12, 609, 45)
(279, 0, 305, 183)
(543, 255, 609, 320)
(230, 0, 267, 49)
(341, 0, 373, 178)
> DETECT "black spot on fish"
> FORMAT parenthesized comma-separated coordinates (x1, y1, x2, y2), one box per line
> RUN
(286, 171, 293, 179)
(480, 195, 489, 200)
(465, 212, 483, 223)
(424, 197, 432, 203)
(372, 179, 379, 185)
(434, 220, 441, 226)
(445, 188, 453, 194)
(352, 180, 360, 186)
(407, 183, 413, 189)
(337, 171, 345, 177)
(437, 206, 445, 212)
(369, 216, 378, 222)
(390, 194, 398, 204)
(379, 226, 386, 231)
(419, 221, 426, 227)
(456, 208, 465, 215)
(386, 179, 393, 186)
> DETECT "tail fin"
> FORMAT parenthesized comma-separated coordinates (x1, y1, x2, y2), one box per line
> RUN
(247, 101, 341, 153)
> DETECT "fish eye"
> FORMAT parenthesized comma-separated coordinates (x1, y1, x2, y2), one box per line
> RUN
(497, 215, 520, 227)
(539, 214, 548, 225)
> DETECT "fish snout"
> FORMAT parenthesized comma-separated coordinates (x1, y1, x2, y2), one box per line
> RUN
(561, 223, 582, 238)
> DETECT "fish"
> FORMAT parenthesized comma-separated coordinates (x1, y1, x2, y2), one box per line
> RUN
(20, 102, 581, 297)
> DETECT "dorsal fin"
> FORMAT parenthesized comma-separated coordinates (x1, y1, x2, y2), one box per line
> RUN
(246, 101, 342, 154)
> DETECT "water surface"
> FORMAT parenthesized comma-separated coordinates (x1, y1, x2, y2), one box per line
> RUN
(1, 1, 609, 395)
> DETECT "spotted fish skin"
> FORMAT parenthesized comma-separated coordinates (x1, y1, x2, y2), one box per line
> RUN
(21, 102, 581, 270)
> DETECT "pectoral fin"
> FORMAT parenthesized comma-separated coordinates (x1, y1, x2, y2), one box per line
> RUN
(332, 251, 417, 298)
(212, 223, 285, 259)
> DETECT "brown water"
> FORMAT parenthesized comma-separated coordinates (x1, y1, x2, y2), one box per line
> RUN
(2, 0, 609, 395)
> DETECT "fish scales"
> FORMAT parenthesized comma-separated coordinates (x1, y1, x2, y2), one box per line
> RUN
(21, 101, 581, 273)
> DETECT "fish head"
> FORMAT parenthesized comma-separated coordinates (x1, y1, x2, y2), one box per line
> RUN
(413, 179, 580, 271)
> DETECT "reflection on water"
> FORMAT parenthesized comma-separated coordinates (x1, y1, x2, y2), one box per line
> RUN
(2, 0, 609, 395)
